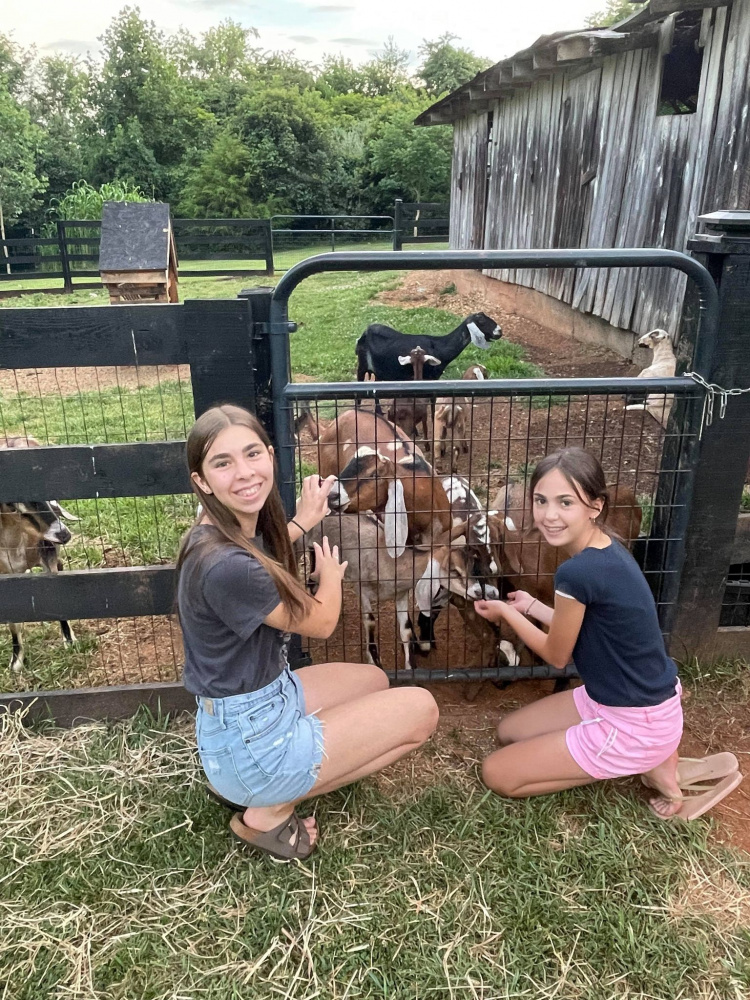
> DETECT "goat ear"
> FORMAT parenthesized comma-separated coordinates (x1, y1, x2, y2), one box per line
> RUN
(424, 354, 441, 366)
(49, 500, 80, 522)
(415, 559, 442, 612)
(397, 355, 412, 366)
(384, 478, 408, 558)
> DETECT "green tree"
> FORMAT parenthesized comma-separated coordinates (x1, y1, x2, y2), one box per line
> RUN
(316, 56, 368, 97)
(90, 6, 210, 200)
(0, 33, 27, 95)
(177, 132, 257, 217)
(418, 34, 491, 96)
(361, 38, 412, 96)
(585, 0, 646, 28)
(26, 55, 91, 215)
(231, 89, 332, 213)
(362, 102, 452, 209)
(0, 90, 46, 270)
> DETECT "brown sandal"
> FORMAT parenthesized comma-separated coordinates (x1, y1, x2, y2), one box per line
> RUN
(229, 810, 317, 861)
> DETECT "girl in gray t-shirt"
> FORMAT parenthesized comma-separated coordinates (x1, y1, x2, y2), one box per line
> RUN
(177, 404, 438, 861)
(475, 447, 741, 822)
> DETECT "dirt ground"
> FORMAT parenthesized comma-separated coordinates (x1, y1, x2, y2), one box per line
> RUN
(6, 270, 749, 849)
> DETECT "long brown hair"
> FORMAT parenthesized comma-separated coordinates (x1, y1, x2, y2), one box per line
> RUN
(176, 404, 311, 621)
(530, 447, 610, 527)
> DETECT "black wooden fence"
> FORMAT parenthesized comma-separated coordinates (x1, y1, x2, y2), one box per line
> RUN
(2, 223, 749, 725)
(0, 220, 274, 293)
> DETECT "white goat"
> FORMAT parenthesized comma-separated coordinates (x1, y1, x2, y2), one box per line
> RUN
(625, 329, 676, 428)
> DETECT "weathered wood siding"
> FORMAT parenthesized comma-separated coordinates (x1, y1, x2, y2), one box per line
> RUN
(450, 2, 750, 335)
(450, 114, 489, 250)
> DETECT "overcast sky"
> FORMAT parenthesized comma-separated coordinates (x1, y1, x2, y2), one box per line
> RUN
(5, 0, 607, 69)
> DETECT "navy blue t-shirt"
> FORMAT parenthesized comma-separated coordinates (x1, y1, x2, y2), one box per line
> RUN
(554, 539, 677, 707)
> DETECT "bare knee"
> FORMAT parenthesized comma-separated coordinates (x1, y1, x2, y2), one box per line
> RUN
(481, 755, 522, 797)
(496, 716, 518, 746)
(358, 662, 390, 694)
(399, 687, 439, 743)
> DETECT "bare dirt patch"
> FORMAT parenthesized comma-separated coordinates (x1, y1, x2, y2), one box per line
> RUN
(375, 268, 641, 379)
(0, 364, 192, 399)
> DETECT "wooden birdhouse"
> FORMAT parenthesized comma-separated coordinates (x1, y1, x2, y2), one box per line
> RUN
(99, 202, 179, 304)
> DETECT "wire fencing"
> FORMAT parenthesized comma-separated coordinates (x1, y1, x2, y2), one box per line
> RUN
(291, 384, 701, 683)
(0, 358, 195, 692)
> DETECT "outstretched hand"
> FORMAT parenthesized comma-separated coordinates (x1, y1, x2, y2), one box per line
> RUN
(295, 474, 336, 532)
(474, 599, 507, 624)
(310, 536, 348, 582)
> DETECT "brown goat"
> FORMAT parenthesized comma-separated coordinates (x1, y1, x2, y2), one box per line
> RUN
(433, 363, 488, 471)
(314, 408, 451, 545)
(386, 345, 439, 443)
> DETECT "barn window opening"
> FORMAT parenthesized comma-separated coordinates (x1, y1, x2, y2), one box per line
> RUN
(486, 110, 494, 176)
(657, 12, 703, 116)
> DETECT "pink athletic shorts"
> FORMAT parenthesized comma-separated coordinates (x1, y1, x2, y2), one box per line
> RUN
(565, 681, 683, 780)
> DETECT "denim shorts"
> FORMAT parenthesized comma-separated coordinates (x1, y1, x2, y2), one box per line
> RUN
(195, 667, 325, 808)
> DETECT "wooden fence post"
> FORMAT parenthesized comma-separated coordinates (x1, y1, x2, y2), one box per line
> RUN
(57, 221, 73, 294)
(393, 198, 403, 251)
(262, 219, 275, 275)
(669, 211, 750, 660)
(185, 298, 256, 418)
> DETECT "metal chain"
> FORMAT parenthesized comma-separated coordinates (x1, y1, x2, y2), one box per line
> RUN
(684, 371, 750, 439)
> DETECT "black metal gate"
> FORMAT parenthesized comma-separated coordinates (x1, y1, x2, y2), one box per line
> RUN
(264, 249, 718, 683)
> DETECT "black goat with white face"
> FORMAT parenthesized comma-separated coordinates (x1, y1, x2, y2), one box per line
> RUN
(0, 437, 79, 671)
(356, 312, 502, 382)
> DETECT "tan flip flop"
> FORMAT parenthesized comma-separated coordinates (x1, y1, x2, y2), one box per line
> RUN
(649, 770, 744, 822)
(641, 752, 739, 792)
(229, 810, 317, 861)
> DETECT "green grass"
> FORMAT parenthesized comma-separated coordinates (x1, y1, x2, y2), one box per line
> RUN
(0, 704, 748, 999)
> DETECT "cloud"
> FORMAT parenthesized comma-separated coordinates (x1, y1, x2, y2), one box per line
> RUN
(288, 34, 318, 43)
(331, 37, 373, 45)
(41, 38, 94, 55)
(189, 0, 260, 8)
(309, 5, 355, 10)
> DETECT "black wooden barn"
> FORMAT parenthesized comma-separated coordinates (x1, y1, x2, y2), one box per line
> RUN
(416, 0, 750, 344)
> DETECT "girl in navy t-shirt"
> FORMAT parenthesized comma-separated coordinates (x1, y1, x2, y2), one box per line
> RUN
(476, 447, 741, 821)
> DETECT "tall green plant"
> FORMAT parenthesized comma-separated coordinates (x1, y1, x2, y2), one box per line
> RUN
(49, 178, 149, 222)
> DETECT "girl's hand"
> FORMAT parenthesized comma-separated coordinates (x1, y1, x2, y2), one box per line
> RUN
(310, 537, 348, 583)
(295, 474, 336, 532)
(474, 599, 507, 624)
(505, 590, 535, 615)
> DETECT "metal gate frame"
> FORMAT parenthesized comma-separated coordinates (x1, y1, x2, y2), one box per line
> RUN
(268, 249, 719, 678)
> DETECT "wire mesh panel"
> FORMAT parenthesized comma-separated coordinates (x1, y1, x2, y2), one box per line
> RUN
(291, 384, 702, 683)
(0, 358, 195, 693)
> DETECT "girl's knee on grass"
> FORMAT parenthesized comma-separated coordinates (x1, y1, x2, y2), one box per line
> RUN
(395, 686, 440, 744)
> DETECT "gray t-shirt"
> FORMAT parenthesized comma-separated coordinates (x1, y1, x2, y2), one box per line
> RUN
(178, 525, 288, 698)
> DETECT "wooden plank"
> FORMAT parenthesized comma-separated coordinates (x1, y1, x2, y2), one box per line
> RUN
(0, 682, 195, 727)
(0, 565, 176, 623)
(185, 298, 256, 418)
(0, 303, 189, 368)
(0, 441, 190, 502)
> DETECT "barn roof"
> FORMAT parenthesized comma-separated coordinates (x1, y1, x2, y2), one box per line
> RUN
(415, 0, 718, 125)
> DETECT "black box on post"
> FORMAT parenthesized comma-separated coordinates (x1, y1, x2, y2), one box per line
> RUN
(99, 202, 179, 304)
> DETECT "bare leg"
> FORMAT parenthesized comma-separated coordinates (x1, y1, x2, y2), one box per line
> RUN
(242, 686, 438, 836)
(295, 661, 388, 714)
(642, 750, 683, 818)
(497, 688, 582, 745)
(482, 729, 595, 798)
(9, 623, 23, 672)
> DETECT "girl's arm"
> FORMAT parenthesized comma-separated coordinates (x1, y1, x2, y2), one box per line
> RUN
(264, 537, 347, 639)
(288, 474, 336, 543)
(475, 594, 585, 669)
(505, 590, 554, 626)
